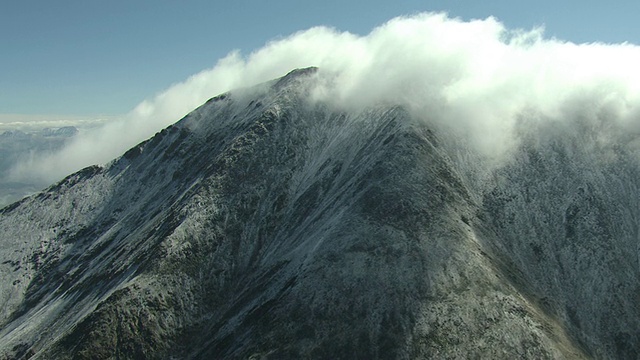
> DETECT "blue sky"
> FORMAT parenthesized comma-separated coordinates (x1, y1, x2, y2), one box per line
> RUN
(2, 0, 640, 117)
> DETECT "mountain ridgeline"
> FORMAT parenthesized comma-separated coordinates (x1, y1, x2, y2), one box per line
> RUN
(1, 68, 639, 359)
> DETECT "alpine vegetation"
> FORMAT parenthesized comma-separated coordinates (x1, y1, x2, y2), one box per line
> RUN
(1, 12, 640, 360)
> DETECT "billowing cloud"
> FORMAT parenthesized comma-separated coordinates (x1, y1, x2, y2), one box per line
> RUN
(9, 12, 640, 186)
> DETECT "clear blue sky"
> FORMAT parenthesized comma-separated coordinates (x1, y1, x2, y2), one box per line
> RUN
(2, 0, 639, 117)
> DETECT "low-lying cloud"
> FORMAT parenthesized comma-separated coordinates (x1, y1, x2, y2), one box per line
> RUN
(9, 12, 640, 186)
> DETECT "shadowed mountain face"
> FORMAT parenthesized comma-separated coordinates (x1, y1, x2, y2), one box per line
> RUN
(0, 68, 638, 359)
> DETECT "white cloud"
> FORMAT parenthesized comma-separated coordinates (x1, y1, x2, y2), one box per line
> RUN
(0, 114, 110, 132)
(9, 12, 640, 185)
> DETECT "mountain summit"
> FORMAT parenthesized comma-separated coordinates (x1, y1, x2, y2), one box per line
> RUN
(1, 68, 638, 359)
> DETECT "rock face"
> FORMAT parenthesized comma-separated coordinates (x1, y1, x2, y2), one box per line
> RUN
(0, 68, 638, 359)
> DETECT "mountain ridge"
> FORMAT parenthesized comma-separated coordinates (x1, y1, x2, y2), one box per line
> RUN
(1, 68, 638, 359)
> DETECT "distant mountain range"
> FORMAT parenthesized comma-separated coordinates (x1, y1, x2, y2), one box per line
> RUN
(1, 68, 638, 359)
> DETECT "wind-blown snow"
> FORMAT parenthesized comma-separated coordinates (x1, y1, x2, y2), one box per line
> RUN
(8, 12, 640, 188)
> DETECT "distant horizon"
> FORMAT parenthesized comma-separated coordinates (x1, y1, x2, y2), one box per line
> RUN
(0, 114, 115, 133)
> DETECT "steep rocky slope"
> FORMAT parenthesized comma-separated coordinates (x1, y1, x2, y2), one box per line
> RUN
(0, 68, 638, 359)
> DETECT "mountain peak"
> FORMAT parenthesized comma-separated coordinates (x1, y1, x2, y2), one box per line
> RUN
(0, 69, 638, 359)
(272, 66, 318, 90)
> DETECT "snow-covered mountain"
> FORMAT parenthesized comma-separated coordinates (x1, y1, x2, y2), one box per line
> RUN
(1, 68, 638, 359)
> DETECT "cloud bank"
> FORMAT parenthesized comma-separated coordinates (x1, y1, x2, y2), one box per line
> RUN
(9, 12, 640, 185)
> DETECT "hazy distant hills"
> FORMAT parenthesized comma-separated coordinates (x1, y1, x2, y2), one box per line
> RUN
(0, 68, 638, 359)
(0, 127, 78, 207)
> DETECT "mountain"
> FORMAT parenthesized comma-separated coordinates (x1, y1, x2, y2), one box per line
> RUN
(1, 68, 638, 359)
